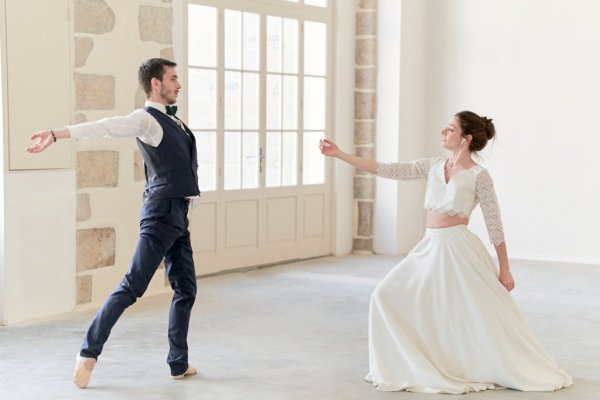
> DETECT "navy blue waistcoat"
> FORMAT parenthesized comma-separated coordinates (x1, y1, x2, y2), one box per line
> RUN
(137, 107, 201, 200)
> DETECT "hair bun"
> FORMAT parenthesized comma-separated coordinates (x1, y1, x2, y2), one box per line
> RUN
(481, 116, 495, 140)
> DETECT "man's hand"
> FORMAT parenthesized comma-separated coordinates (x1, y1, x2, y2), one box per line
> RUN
(26, 130, 55, 153)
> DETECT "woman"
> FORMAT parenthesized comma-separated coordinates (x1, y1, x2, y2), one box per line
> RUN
(319, 111, 572, 394)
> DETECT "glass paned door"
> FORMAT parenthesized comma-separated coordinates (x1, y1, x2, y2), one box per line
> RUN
(188, 4, 218, 191)
(266, 16, 298, 188)
(224, 10, 260, 190)
(186, 1, 331, 272)
(302, 21, 327, 184)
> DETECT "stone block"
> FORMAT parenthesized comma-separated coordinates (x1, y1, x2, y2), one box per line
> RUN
(77, 193, 91, 222)
(355, 67, 376, 90)
(354, 121, 376, 144)
(75, 113, 88, 124)
(358, 0, 377, 10)
(355, 146, 374, 160)
(354, 176, 375, 199)
(75, 73, 115, 110)
(356, 11, 377, 35)
(74, 37, 94, 68)
(74, 0, 116, 34)
(139, 6, 173, 44)
(160, 47, 175, 61)
(77, 151, 119, 188)
(353, 238, 372, 253)
(356, 39, 376, 66)
(135, 85, 146, 109)
(77, 275, 93, 304)
(354, 92, 376, 120)
(134, 150, 145, 182)
(357, 201, 373, 237)
(77, 228, 116, 271)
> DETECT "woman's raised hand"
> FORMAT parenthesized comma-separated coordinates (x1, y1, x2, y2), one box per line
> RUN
(319, 139, 341, 157)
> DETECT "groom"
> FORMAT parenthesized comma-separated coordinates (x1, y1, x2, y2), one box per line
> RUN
(27, 58, 200, 388)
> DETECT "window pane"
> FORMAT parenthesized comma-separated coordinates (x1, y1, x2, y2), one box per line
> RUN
(305, 0, 328, 6)
(243, 13, 260, 71)
(188, 68, 216, 129)
(195, 131, 217, 191)
(303, 77, 325, 130)
(243, 72, 259, 130)
(188, 5, 216, 67)
(266, 74, 282, 130)
(242, 132, 259, 189)
(304, 21, 326, 76)
(282, 75, 297, 130)
(303, 131, 325, 184)
(282, 131, 297, 186)
(224, 71, 241, 130)
(224, 131, 241, 190)
(266, 16, 282, 73)
(225, 10, 242, 70)
(283, 19, 298, 74)
(266, 131, 281, 187)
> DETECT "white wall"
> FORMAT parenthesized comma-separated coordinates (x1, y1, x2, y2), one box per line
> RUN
(374, 0, 429, 255)
(331, 0, 357, 255)
(0, 10, 5, 322)
(1, 0, 77, 325)
(423, 0, 600, 264)
(3, 172, 76, 324)
(372, 0, 400, 254)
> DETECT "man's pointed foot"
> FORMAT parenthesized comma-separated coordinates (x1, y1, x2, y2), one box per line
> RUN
(171, 365, 197, 380)
(74, 353, 96, 389)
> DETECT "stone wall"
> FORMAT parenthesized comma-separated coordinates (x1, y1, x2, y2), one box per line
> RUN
(353, 0, 377, 253)
(73, 0, 175, 306)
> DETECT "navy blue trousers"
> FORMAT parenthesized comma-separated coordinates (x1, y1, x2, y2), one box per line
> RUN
(80, 198, 197, 376)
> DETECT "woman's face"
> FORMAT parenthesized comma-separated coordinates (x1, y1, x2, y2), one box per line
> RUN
(440, 116, 465, 151)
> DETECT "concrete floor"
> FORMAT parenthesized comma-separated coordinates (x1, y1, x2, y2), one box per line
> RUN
(1, 255, 599, 400)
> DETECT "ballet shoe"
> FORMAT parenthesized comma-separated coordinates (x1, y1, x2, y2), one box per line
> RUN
(171, 365, 197, 380)
(73, 353, 96, 389)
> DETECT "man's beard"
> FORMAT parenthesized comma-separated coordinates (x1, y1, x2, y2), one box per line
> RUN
(160, 88, 176, 105)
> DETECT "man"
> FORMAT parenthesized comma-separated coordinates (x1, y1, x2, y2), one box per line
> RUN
(27, 58, 200, 388)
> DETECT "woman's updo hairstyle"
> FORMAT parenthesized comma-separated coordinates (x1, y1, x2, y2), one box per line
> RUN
(455, 110, 496, 152)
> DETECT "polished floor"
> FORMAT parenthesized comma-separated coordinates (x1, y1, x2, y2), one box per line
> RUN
(0, 255, 599, 400)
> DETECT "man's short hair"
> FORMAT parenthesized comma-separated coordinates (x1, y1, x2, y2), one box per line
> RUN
(138, 58, 177, 96)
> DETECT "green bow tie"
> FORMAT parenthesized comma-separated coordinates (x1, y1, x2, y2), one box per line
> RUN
(166, 105, 178, 116)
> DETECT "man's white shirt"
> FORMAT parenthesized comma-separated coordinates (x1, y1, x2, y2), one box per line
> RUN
(66, 101, 183, 147)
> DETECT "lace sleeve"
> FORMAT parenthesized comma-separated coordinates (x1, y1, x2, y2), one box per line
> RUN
(475, 170, 505, 246)
(376, 158, 439, 181)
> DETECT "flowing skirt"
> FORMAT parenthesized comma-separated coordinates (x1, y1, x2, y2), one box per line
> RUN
(365, 225, 572, 394)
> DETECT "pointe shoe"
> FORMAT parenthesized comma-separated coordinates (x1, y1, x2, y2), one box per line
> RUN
(73, 354, 96, 389)
(171, 365, 197, 380)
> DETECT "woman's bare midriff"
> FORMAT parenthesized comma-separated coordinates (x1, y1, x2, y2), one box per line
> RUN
(426, 209, 469, 229)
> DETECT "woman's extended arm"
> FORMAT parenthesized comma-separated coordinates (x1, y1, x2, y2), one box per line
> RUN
(320, 139, 436, 180)
(319, 139, 377, 173)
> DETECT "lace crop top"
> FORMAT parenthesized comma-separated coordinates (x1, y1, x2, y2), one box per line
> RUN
(376, 157, 505, 246)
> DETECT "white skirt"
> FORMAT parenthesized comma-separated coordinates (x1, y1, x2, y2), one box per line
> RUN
(365, 225, 573, 394)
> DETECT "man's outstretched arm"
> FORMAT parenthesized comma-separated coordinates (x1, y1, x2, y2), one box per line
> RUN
(26, 128, 71, 153)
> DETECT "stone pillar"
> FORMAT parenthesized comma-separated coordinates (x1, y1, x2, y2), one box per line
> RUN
(353, 0, 377, 253)
(72, 0, 175, 305)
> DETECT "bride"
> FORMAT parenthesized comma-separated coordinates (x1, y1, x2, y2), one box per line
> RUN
(319, 110, 572, 394)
